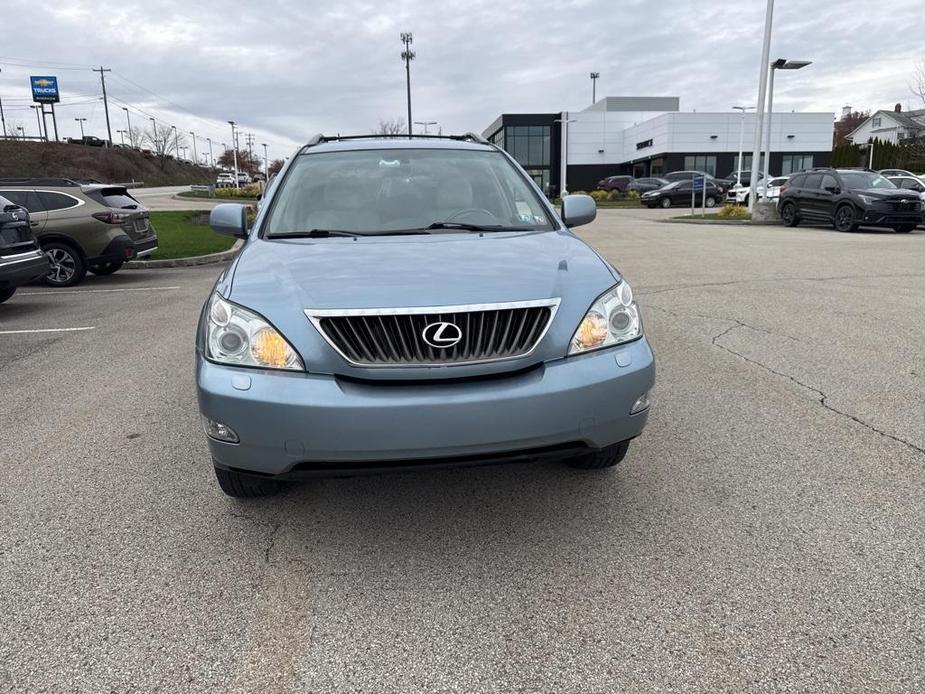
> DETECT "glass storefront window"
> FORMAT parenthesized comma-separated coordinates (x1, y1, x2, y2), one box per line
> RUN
(683, 155, 718, 176)
(781, 154, 814, 175)
(504, 125, 551, 168)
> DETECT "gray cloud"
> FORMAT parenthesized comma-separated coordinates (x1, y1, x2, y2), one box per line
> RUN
(1, 0, 922, 160)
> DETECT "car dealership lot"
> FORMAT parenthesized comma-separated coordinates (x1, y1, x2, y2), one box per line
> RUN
(1, 210, 923, 692)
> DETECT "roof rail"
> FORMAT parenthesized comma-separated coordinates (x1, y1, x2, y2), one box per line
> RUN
(0, 177, 81, 187)
(301, 132, 491, 151)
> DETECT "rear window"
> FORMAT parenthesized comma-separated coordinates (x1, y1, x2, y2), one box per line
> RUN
(86, 188, 141, 210)
(789, 174, 806, 188)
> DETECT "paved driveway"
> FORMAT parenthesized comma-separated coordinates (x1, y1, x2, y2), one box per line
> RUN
(1, 210, 922, 692)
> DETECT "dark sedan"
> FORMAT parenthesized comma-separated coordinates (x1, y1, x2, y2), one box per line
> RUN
(641, 180, 722, 209)
(627, 177, 668, 194)
(596, 175, 634, 192)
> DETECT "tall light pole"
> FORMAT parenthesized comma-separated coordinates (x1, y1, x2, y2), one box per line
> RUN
(149, 117, 157, 152)
(228, 121, 239, 188)
(400, 32, 415, 138)
(121, 107, 133, 147)
(748, 0, 775, 213)
(189, 131, 198, 167)
(761, 58, 812, 197)
(74, 117, 87, 138)
(0, 67, 7, 138)
(590, 72, 600, 104)
(116, 129, 126, 146)
(732, 105, 755, 187)
(170, 125, 177, 156)
(553, 115, 577, 196)
(413, 120, 437, 134)
(207, 137, 214, 167)
(262, 143, 268, 177)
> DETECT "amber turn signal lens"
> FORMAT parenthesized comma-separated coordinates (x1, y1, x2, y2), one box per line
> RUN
(250, 328, 293, 368)
(573, 310, 608, 350)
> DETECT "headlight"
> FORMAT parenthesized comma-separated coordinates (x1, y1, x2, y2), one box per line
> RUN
(857, 194, 875, 205)
(569, 282, 642, 355)
(204, 293, 304, 370)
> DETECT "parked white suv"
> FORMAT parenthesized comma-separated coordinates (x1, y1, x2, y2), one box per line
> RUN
(216, 173, 236, 188)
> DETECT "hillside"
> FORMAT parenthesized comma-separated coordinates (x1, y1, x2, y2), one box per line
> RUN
(0, 140, 214, 186)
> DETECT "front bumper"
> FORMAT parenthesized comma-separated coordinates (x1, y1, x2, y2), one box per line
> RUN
(197, 337, 655, 477)
(0, 249, 49, 288)
(861, 207, 922, 227)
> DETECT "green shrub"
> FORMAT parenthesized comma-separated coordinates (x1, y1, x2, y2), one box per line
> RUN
(718, 203, 750, 218)
(625, 189, 641, 200)
(216, 184, 261, 199)
(589, 190, 610, 202)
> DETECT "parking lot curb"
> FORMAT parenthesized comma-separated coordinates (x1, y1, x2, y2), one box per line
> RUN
(662, 217, 782, 226)
(125, 239, 243, 269)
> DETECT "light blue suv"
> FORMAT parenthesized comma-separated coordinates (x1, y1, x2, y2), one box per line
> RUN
(196, 133, 655, 497)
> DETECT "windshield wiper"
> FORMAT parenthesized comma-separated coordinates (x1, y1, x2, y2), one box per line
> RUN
(426, 221, 529, 232)
(268, 229, 365, 238)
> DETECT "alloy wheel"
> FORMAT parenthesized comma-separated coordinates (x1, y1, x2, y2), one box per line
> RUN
(835, 206, 855, 232)
(46, 248, 77, 284)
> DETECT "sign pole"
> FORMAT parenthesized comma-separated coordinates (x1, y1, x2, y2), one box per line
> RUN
(50, 103, 59, 141)
(702, 179, 707, 217)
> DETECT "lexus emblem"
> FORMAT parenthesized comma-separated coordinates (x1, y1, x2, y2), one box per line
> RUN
(422, 321, 462, 349)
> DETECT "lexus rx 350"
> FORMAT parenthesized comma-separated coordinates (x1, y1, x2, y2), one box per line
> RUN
(196, 134, 655, 497)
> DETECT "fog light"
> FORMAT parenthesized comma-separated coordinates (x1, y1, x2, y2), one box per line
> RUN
(202, 416, 239, 443)
(630, 392, 650, 414)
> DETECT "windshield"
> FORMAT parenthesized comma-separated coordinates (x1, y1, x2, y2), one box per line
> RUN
(263, 147, 552, 236)
(839, 172, 896, 190)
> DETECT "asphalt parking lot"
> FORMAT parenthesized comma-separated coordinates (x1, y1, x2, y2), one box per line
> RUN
(1, 209, 923, 693)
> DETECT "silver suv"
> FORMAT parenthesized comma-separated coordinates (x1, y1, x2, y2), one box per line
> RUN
(196, 134, 655, 497)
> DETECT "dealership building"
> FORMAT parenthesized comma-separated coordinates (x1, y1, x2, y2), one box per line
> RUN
(482, 96, 834, 194)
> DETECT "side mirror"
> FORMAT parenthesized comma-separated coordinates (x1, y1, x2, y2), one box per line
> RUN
(209, 203, 248, 238)
(561, 194, 597, 228)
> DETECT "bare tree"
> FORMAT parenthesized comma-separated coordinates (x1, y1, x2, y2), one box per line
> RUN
(373, 118, 406, 135)
(142, 123, 187, 168)
(911, 58, 925, 108)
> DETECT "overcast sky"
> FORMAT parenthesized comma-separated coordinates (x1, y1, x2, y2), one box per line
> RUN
(1, 0, 922, 161)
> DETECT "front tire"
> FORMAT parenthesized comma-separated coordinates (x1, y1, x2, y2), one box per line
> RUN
(213, 464, 282, 498)
(43, 241, 86, 287)
(834, 204, 858, 232)
(780, 201, 799, 227)
(90, 260, 124, 276)
(705, 196, 717, 208)
(660, 197, 671, 209)
(567, 440, 630, 470)
(0, 287, 15, 304)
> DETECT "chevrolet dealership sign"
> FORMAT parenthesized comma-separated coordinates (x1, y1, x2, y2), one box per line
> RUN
(30, 76, 60, 104)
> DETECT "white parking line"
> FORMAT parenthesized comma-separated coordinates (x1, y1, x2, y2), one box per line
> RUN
(19, 286, 181, 296)
(0, 327, 96, 335)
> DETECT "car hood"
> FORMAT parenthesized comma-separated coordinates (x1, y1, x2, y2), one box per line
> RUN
(856, 188, 921, 201)
(221, 230, 621, 378)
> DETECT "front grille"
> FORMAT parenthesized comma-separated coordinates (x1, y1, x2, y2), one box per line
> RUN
(306, 300, 559, 367)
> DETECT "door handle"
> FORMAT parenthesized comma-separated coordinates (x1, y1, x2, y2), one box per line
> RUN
(30, 220, 39, 227)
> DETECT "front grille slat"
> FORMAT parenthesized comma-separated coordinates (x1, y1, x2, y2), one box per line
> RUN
(313, 302, 556, 367)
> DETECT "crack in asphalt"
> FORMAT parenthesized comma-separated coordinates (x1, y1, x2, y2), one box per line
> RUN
(709, 320, 925, 458)
(264, 522, 282, 564)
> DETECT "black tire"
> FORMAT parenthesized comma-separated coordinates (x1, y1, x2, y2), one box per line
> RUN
(0, 287, 15, 304)
(893, 224, 915, 233)
(780, 201, 799, 227)
(42, 241, 86, 287)
(705, 196, 717, 208)
(567, 440, 631, 470)
(660, 197, 671, 209)
(213, 464, 281, 498)
(89, 260, 124, 276)
(834, 204, 858, 233)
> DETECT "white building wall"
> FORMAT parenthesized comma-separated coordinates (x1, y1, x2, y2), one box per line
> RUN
(568, 112, 834, 165)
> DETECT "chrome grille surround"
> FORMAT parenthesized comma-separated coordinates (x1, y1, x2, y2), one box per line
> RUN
(305, 299, 561, 368)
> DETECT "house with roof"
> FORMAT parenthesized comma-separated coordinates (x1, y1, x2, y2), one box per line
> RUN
(847, 105, 925, 145)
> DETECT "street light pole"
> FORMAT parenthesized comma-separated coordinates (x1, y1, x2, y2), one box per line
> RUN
(590, 72, 600, 104)
(117, 129, 125, 146)
(149, 117, 157, 152)
(262, 143, 268, 177)
(0, 67, 7, 138)
(762, 58, 812, 197)
(31, 106, 44, 140)
(732, 106, 755, 187)
(207, 138, 214, 167)
(400, 32, 415, 138)
(122, 107, 133, 147)
(413, 120, 437, 134)
(747, 0, 775, 213)
(228, 121, 239, 188)
(74, 117, 86, 138)
(189, 132, 198, 166)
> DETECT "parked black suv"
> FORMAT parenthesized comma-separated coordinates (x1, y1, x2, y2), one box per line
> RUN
(0, 195, 49, 303)
(778, 168, 922, 233)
